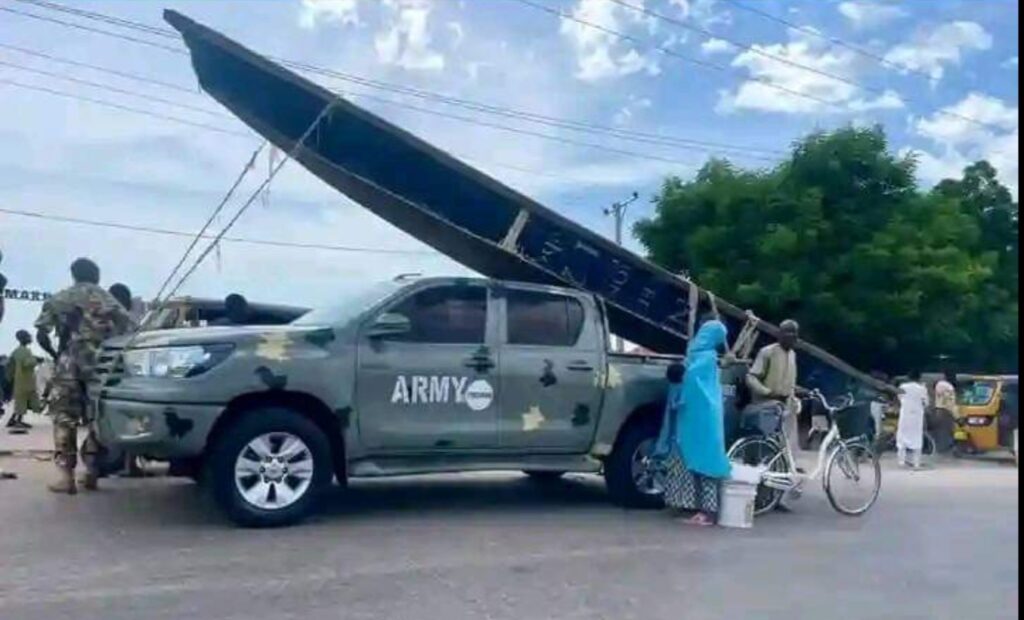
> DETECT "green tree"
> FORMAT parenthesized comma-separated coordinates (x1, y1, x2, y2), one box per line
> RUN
(635, 126, 1018, 374)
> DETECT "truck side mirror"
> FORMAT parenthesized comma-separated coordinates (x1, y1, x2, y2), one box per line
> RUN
(367, 313, 412, 339)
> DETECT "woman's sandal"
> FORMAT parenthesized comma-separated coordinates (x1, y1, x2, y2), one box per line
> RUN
(686, 513, 715, 527)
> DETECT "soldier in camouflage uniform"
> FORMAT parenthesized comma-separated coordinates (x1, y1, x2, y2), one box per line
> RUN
(35, 258, 131, 494)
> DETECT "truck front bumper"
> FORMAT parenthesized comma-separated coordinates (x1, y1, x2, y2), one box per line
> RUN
(96, 397, 222, 460)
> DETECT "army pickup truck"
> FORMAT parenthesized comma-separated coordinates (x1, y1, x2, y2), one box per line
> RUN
(94, 277, 678, 526)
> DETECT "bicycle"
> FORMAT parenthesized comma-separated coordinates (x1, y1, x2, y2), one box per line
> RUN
(728, 390, 882, 517)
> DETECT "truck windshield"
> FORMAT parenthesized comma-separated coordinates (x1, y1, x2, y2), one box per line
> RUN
(292, 281, 402, 327)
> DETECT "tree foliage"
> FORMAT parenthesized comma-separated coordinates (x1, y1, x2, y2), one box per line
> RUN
(635, 127, 1019, 374)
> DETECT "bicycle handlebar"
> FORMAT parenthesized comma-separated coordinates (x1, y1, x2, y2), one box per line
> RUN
(810, 389, 856, 414)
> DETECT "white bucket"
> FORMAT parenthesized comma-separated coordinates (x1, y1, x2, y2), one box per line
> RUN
(718, 481, 758, 529)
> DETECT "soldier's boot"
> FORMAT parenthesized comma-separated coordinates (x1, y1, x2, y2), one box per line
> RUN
(79, 468, 100, 492)
(47, 466, 78, 495)
(78, 467, 100, 489)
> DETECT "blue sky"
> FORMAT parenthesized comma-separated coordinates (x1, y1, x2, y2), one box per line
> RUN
(0, 0, 1019, 351)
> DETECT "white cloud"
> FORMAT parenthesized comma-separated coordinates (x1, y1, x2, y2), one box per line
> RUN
(560, 0, 661, 82)
(701, 38, 735, 56)
(884, 21, 993, 81)
(838, 2, 908, 29)
(911, 93, 1020, 196)
(298, 0, 362, 29)
(847, 90, 905, 112)
(375, 0, 446, 71)
(717, 29, 904, 116)
(1004, 56, 1020, 69)
(668, 0, 731, 28)
(613, 95, 653, 126)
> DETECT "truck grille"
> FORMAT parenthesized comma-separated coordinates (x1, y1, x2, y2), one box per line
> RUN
(92, 343, 125, 388)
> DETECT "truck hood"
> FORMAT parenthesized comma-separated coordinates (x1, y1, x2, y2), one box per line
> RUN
(106, 325, 340, 350)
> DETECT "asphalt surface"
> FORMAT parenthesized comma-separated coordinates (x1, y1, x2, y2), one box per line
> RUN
(0, 456, 1017, 620)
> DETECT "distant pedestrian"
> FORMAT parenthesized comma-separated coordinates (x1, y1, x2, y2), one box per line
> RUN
(0, 249, 18, 480)
(935, 372, 959, 418)
(5, 330, 40, 432)
(35, 258, 131, 494)
(897, 371, 930, 469)
(931, 371, 959, 453)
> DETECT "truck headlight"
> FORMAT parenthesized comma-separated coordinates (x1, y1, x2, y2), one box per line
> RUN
(123, 344, 233, 379)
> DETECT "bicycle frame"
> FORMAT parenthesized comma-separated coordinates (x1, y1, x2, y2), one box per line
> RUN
(761, 423, 841, 493)
(758, 392, 858, 493)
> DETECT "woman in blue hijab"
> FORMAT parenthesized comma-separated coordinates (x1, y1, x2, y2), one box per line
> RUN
(655, 319, 733, 526)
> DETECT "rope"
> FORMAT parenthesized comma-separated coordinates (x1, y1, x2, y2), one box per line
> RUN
(731, 310, 761, 360)
(686, 278, 700, 340)
(148, 142, 266, 311)
(162, 100, 340, 303)
(118, 100, 339, 358)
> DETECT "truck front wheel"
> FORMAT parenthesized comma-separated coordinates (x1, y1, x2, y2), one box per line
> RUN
(206, 407, 333, 528)
(605, 419, 664, 510)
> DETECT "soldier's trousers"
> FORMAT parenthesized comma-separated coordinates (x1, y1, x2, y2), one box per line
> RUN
(49, 377, 102, 471)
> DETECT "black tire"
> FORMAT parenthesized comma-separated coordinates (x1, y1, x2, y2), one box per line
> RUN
(825, 442, 881, 517)
(605, 419, 663, 509)
(95, 445, 127, 478)
(206, 407, 333, 528)
(727, 436, 788, 515)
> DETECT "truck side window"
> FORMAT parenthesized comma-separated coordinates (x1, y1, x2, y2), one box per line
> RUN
(507, 290, 585, 347)
(389, 286, 487, 344)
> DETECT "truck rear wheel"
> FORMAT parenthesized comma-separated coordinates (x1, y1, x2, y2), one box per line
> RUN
(605, 419, 664, 510)
(206, 407, 333, 528)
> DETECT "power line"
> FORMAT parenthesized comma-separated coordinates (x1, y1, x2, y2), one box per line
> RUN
(11, 0, 1005, 136)
(150, 143, 266, 304)
(522, 0, 1007, 132)
(605, 0, 881, 95)
(3, 2, 787, 160)
(0, 7, 187, 55)
(164, 101, 342, 301)
(719, 0, 938, 83)
(0, 207, 438, 255)
(506, 0, 841, 110)
(0, 43, 201, 95)
(618, 0, 1004, 132)
(0, 74, 643, 186)
(14, 0, 179, 39)
(346, 90, 725, 167)
(0, 59, 232, 120)
(277, 59, 785, 159)
(0, 78, 252, 137)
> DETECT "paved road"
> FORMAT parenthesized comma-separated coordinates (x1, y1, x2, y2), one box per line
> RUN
(0, 456, 1017, 620)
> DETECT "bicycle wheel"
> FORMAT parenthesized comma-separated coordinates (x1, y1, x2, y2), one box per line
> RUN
(728, 436, 788, 515)
(825, 441, 881, 517)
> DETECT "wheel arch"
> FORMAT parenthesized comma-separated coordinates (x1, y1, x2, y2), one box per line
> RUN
(207, 391, 348, 485)
(611, 400, 665, 453)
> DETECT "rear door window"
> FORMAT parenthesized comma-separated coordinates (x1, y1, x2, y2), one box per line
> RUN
(506, 290, 585, 347)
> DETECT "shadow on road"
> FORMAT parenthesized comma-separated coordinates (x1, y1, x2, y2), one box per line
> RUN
(322, 474, 613, 519)
(43, 472, 621, 530)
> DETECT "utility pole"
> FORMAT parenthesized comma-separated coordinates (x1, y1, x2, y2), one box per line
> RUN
(604, 192, 639, 353)
(604, 192, 640, 246)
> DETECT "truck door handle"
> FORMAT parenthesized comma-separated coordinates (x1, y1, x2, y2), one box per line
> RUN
(567, 361, 594, 372)
(464, 355, 495, 371)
